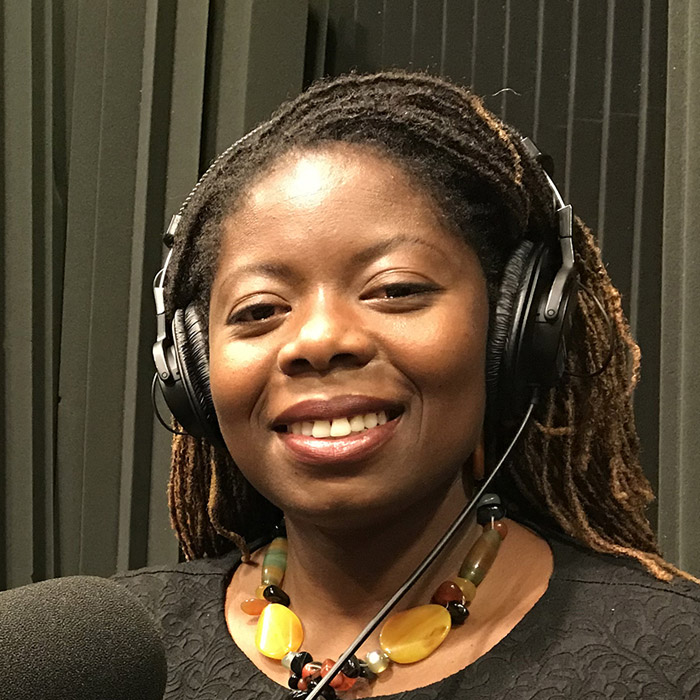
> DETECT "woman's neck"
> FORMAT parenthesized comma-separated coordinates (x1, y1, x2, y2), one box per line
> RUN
(278, 475, 483, 650)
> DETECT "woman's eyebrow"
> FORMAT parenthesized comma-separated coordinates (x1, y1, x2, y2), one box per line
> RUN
(217, 235, 447, 291)
(350, 235, 448, 266)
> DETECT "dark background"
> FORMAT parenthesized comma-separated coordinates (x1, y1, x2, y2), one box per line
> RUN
(2, 0, 698, 590)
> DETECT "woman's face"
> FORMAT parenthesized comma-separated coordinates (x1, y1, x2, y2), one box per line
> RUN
(208, 145, 489, 529)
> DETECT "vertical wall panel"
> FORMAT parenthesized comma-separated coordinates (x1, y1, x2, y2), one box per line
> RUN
(2, 2, 37, 590)
(3, 0, 693, 585)
(659, 0, 700, 572)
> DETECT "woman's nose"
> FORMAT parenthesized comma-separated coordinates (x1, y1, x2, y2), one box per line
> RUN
(276, 291, 376, 375)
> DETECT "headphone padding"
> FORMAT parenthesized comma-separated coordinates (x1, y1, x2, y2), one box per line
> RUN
(486, 240, 535, 403)
(171, 305, 221, 443)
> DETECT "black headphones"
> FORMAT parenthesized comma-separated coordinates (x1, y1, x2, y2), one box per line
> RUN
(152, 136, 577, 446)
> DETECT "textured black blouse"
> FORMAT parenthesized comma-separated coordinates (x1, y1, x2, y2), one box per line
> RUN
(112, 526, 700, 699)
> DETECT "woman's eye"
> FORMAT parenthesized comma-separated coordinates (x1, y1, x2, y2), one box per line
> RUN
(229, 303, 287, 324)
(376, 282, 438, 299)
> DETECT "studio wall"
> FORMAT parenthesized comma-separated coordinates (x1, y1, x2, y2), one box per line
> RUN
(1, 0, 694, 589)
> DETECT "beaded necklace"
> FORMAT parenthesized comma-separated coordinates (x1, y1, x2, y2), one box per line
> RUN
(239, 494, 507, 699)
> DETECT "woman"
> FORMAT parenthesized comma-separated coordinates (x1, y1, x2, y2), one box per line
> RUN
(114, 72, 700, 699)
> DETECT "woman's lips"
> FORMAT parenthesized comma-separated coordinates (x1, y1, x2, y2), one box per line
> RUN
(276, 416, 401, 465)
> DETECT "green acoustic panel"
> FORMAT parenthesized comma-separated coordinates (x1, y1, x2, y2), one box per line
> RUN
(659, 0, 700, 575)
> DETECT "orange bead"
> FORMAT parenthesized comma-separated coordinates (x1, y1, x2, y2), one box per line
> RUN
(431, 580, 464, 606)
(240, 597, 269, 615)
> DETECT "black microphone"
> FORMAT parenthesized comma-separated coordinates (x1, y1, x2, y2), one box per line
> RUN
(0, 575, 167, 700)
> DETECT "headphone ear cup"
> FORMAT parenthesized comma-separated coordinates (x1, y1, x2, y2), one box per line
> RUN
(170, 304, 222, 445)
(486, 240, 536, 422)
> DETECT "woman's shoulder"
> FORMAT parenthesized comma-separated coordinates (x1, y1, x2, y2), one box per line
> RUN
(110, 549, 242, 621)
(545, 525, 700, 604)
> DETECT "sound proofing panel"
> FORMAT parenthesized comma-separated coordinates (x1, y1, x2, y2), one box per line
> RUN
(2, 0, 690, 588)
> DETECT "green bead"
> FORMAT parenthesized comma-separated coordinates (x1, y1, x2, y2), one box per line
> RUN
(262, 537, 288, 586)
(459, 529, 501, 586)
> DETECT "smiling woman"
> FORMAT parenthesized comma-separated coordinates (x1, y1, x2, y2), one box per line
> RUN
(113, 72, 700, 700)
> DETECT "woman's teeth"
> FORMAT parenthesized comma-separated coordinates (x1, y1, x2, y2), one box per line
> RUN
(288, 411, 388, 438)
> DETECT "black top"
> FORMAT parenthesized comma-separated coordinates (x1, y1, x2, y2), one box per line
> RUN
(112, 527, 700, 699)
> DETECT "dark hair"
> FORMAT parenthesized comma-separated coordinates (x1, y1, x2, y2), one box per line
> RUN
(164, 71, 693, 582)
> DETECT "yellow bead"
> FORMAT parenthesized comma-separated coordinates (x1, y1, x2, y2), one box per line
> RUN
(379, 604, 451, 664)
(255, 603, 303, 659)
(255, 584, 268, 599)
(451, 576, 477, 605)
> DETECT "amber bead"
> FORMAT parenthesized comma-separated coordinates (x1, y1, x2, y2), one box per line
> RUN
(379, 605, 452, 664)
(240, 597, 269, 616)
(263, 584, 291, 606)
(484, 518, 508, 540)
(452, 576, 477, 604)
(320, 659, 357, 691)
(255, 584, 268, 599)
(446, 601, 470, 626)
(302, 661, 322, 679)
(459, 528, 501, 586)
(431, 580, 464, 606)
(255, 603, 303, 659)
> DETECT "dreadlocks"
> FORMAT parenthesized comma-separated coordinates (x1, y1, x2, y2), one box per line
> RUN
(163, 71, 693, 582)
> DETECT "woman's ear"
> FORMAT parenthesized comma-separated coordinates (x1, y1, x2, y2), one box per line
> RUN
(471, 432, 485, 482)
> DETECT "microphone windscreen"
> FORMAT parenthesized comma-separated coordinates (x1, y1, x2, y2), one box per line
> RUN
(0, 575, 167, 700)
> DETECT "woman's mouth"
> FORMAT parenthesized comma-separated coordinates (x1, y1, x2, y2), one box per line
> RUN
(273, 407, 403, 465)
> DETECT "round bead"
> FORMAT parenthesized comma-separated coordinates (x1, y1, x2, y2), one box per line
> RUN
(476, 493, 501, 508)
(446, 601, 470, 626)
(452, 576, 477, 604)
(302, 661, 322, 679)
(341, 654, 361, 679)
(255, 603, 303, 659)
(287, 673, 300, 689)
(296, 677, 308, 692)
(263, 584, 291, 606)
(483, 519, 508, 540)
(476, 503, 506, 525)
(240, 597, 269, 616)
(319, 686, 338, 699)
(289, 651, 313, 676)
(320, 659, 355, 690)
(379, 605, 452, 664)
(364, 649, 391, 674)
(459, 528, 502, 586)
(431, 580, 464, 606)
(290, 650, 313, 675)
